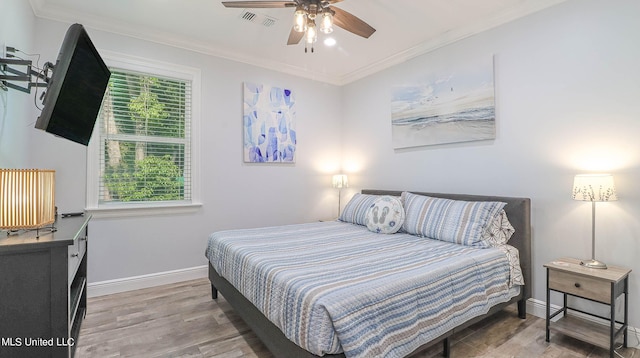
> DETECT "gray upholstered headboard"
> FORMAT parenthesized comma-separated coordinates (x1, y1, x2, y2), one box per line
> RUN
(361, 189, 532, 301)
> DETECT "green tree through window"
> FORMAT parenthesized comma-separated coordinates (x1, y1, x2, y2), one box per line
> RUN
(98, 70, 191, 203)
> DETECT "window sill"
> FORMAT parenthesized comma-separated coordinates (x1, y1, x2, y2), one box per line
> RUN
(86, 202, 203, 219)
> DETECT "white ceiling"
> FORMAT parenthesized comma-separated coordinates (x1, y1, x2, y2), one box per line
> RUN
(28, 0, 567, 85)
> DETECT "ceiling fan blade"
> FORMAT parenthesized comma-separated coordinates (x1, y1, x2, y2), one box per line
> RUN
(330, 6, 376, 39)
(287, 27, 304, 45)
(222, 1, 296, 8)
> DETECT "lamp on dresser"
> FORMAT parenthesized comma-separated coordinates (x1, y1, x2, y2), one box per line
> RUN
(332, 174, 348, 216)
(571, 173, 617, 269)
(0, 168, 56, 236)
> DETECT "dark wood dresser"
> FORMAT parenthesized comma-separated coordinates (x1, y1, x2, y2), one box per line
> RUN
(0, 215, 90, 358)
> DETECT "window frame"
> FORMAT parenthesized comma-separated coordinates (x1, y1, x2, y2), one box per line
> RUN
(86, 51, 201, 218)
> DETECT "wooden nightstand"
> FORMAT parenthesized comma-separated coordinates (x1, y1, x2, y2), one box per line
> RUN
(544, 258, 631, 358)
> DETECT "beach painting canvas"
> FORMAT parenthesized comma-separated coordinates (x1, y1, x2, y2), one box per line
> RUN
(243, 82, 297, 163)
(391, 58, 495, 148)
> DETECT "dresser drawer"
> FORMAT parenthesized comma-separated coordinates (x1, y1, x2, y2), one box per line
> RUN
(548, 269, 611, 303)
(68, 234, 87, 283)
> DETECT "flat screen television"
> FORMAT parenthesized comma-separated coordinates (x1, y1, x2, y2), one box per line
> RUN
(35, 23, 111, 146)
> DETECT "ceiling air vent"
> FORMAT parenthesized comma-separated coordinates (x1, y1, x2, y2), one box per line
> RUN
(239, 9, 278, 28)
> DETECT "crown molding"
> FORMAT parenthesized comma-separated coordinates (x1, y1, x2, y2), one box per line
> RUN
(29, 0, 567, 86)
(27, 0, 343, 85)
(339, 0, 568, 85)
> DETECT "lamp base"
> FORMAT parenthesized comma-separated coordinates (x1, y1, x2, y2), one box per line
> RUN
(580, 259, 607, 269)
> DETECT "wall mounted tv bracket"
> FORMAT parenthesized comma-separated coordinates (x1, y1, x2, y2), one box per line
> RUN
(0, 52, 51, 94)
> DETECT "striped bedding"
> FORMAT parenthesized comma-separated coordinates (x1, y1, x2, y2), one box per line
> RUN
(206, 221, 521, 358)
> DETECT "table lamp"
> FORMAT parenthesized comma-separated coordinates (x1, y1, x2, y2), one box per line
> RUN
(0, 169, 56, 236)
(571, 174, 617, 269)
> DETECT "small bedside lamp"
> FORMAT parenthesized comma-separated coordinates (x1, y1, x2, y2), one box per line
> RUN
(332, 174, 348, 216)
(0, 169, 56, 235)
(571, 174, 617, 269)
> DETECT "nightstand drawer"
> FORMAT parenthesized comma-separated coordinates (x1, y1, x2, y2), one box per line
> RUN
(548, 270, 610, 303)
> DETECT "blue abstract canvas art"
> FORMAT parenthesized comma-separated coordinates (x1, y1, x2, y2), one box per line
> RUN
(243, 82, 297, 163)
(391, 57, 495, 148)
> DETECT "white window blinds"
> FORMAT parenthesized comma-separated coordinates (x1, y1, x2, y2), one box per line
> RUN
(97, 69, 192, 204)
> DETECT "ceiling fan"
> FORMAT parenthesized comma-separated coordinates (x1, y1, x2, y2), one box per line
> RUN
(221, 0, 376, 53)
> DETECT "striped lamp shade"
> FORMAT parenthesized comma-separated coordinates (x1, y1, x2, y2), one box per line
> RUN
(0, 169, 56, 230)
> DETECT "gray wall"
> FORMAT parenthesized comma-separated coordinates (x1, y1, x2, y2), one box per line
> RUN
(341, 0, 640, 329)
(0, 0, 37, 167)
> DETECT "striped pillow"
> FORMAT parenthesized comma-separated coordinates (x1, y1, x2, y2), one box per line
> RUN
(401, 191, 506, 247)
(339, 193, 380, 226)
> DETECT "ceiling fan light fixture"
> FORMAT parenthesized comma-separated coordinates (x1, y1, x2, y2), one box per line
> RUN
(305, 20, 318, 44)
(222, 0, 376, 53)
(307, 4, 318, 20)
(293, 7, 307, 32)
(319, 11, 333, 34)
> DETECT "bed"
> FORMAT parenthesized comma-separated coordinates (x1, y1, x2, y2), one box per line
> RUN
(206, 189, 531, 357)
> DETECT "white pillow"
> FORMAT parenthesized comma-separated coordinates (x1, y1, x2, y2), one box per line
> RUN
(365, 196, 405, 234)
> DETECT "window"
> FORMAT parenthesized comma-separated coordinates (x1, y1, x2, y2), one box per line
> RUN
(87, 53, 200, 215)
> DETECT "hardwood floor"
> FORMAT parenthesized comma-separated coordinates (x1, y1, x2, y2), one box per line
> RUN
(77, 278, 639, 358)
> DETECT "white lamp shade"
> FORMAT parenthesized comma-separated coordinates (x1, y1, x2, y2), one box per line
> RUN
(332, 174, 348, 189)
(0, 169, 56, 230)
(572, 174, 617, 202)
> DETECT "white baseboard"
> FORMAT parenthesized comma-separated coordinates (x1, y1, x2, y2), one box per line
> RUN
(87, 265, 208, 298)
(526, 298, 640, 349)
(527, 298, 561, 321)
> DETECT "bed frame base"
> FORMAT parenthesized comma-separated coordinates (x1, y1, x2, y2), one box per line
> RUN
(518, 298, 527, 319)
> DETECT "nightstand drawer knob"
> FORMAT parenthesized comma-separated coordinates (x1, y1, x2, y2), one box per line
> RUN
(574, 282, 581, 288)
(71, 253, 79, 258)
